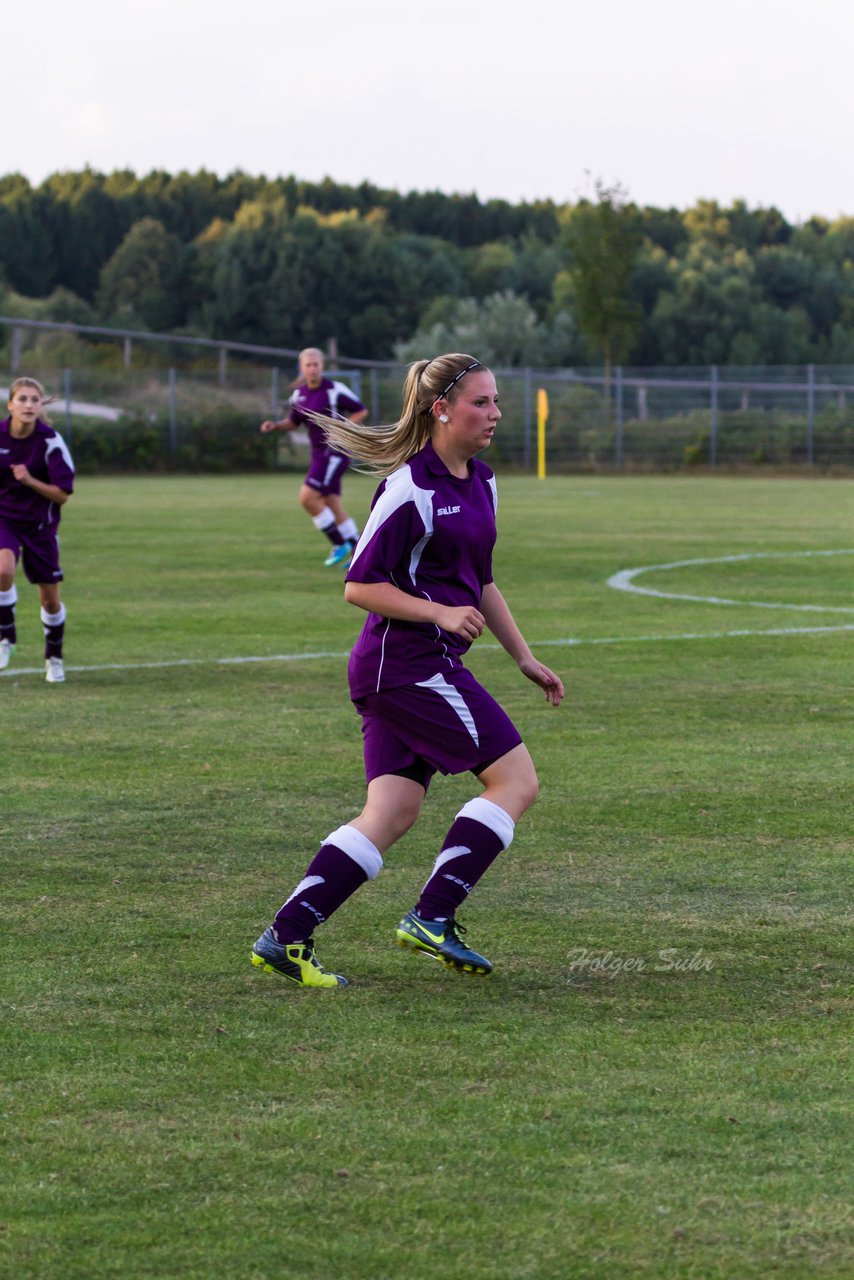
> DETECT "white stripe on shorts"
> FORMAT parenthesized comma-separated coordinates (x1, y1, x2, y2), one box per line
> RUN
(415, 671, 480, 747)
(323, 454, 346, 489)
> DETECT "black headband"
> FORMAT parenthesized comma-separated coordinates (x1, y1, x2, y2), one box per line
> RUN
(436, 360, 482, 399)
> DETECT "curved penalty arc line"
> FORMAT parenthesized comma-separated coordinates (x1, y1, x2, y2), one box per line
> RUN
(606, 549, 854, 613)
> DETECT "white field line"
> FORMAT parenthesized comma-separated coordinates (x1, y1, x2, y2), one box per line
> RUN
(607, 549, 854, 612)
(4, 548, 852, 681)
(3, 623, 854, 680)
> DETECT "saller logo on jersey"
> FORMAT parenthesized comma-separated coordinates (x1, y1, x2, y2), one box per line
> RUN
(437, 505, 461, 516)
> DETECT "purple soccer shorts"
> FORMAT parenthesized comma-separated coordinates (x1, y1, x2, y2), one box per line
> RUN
(304, 450, 351, 497)
(355, 666, 523, 790)
(0, 517, 63, 585)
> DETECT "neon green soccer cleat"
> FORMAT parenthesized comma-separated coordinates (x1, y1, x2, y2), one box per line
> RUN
(395, 911, 492, 975)
(250, 928, 348, 988)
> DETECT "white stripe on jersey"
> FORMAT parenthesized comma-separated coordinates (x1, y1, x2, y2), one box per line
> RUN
(328, 380, 358, 419)
(289, 380, 359, 419)
(45, 432, 75, 474)
(348, 463, 434, 584)
(409, 530, 432, 582)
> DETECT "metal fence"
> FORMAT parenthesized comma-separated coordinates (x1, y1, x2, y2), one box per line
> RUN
(4, 316, 854, 471)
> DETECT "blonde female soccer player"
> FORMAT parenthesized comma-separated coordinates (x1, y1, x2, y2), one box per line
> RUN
(260, 347, 367, 566)
(0, 377, 74, 683)
(251, 353, 564, 988)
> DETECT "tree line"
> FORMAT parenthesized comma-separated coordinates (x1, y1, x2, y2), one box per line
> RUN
(3, 167, 854, 367)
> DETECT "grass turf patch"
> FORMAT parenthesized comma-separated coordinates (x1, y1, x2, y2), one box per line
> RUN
(2, 474, 852, 1279)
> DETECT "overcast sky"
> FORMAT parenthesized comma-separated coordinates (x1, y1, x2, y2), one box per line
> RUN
(7, 0, 853, 223)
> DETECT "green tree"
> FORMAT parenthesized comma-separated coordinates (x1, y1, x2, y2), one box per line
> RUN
(96, 217, 189, 330)
(480, 291, 543, 364)
(561, 180, 643, 378)
(0, 178, 60, 295)
(395, 290, 583, 367)
(194, 201, 464, 356)
(464, 242, 518, 298)
(43, 168, 133, 299)
(647, 245, 759, 364)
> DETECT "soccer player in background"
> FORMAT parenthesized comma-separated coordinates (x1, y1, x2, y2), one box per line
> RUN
(0, 377, 75, 683)
(260, 347, 367, 566)
(251, 352, 564, 987)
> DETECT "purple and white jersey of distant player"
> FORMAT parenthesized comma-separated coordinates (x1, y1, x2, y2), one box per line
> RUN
(345, 439, 498, 699)
(288, 378, 365, 455)
(0, 418, 75, 525)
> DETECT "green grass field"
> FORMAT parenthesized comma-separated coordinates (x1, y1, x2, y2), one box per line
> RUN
(3, 473, 852, 1280)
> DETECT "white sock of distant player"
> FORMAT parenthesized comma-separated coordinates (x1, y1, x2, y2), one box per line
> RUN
(0, 587, 16, 646)
(337, 517, 359, 544)
(41, 603, 66, 659)
(312, 509, 345, 547)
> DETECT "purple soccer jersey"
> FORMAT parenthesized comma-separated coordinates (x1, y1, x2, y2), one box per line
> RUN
(0, 419, 75, 525)
(288, 378, 365, 455)
(345, 439, 498, 700)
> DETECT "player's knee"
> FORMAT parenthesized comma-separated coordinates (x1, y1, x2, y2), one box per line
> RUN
(388, 801, 421, 843)
(480, 748, 539, 818)
(512, 762, 537, 814)
(352, 805, 417, 853)
(502, 764, 539, 817)
(520, 769, 540, 813)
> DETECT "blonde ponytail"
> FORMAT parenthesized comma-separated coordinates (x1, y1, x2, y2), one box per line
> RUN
(311, 353, 485, 477)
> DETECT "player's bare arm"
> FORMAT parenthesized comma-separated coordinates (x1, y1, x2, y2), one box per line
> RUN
(10, 465, 70, 506)
(345, 580, 485, 641)
(259, 415, 298, 434)
(480, 582, 564, 706)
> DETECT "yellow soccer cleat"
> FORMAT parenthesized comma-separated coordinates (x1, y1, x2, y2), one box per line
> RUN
(251, 928, 348, 988)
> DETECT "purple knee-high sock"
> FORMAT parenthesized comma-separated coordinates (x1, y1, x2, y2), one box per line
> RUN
(272, 825, 382, 944)
(416, 797, 515, 921)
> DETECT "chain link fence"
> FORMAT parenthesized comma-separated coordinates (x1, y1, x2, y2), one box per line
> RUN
(4, 317, 854, 472)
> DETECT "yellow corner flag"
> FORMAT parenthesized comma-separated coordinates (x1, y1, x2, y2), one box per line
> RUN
(537, 388, 549, 479)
